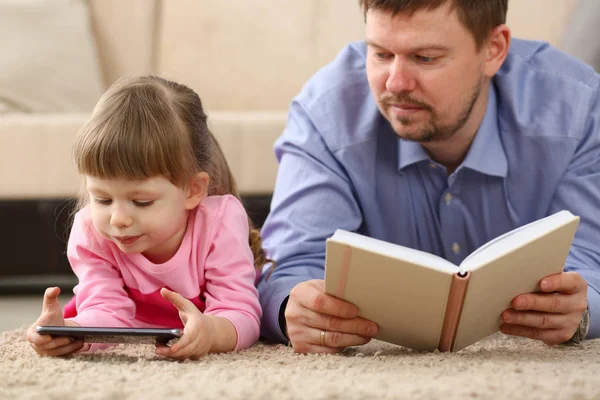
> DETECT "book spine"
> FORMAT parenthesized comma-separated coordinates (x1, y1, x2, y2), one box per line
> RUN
(438, 271, 471, 352)
(335, 246, 353, 298)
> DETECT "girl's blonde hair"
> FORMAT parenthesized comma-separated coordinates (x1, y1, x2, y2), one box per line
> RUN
(73, 75, 272, 272)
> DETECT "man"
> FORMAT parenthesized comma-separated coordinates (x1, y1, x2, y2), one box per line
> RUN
(257, 0, 598, 353)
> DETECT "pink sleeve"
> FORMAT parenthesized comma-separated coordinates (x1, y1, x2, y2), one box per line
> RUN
(202, 196, 262, 351)
(67, 209, 137, 331)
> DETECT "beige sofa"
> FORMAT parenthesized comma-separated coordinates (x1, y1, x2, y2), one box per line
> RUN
(0, 0, 581, 201)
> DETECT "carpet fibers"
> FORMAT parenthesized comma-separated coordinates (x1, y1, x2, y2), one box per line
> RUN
(1, 326, 599, 399)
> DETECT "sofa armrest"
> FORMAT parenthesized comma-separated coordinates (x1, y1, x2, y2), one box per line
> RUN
(209, 111, 285, 195)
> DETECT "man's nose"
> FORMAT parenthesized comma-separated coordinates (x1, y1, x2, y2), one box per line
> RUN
(386, 58, 417, 93)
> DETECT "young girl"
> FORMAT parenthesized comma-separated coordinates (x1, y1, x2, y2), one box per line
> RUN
(26, 76, 270, 360)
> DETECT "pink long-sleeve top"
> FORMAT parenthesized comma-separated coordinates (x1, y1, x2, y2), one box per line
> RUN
(66, 194, 261, 351)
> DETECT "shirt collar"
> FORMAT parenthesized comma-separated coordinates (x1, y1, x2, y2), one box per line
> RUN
(460, 85, 507, 178)
(396, 85, 508, 178)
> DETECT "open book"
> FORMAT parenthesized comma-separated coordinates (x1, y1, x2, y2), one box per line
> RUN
(324, 210, 580, 352)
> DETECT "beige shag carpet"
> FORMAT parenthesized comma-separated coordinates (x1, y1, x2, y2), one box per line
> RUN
(1, 326, 599, 400)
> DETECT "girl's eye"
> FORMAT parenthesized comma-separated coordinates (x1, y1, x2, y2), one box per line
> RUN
(134, 200, 154, 207)
(94, 198, 111, 205)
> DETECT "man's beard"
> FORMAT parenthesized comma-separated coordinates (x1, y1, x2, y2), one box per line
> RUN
(381, 77, 483, 143)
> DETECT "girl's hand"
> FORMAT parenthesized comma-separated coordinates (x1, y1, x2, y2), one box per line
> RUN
(26, 287, 85, 357)
(156, 288, 217, 360)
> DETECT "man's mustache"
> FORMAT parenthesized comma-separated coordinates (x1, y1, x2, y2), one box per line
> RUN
(380, 94, 432, 111)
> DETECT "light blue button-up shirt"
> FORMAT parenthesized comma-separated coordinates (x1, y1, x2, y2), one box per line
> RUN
(257, 39, 600, 343)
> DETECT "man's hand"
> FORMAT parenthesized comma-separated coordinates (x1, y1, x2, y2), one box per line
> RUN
(27, 287, 85, 357)
(500, 272, 588, 345)
(285, 279, 379, 354)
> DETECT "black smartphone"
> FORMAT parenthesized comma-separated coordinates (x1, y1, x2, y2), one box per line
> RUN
(36, 326, 182, 345)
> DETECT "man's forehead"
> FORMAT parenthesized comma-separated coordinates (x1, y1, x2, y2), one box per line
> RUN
(364, 5, 468, 48)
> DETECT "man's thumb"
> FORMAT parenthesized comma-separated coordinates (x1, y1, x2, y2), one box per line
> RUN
(42, 287, 62, 314)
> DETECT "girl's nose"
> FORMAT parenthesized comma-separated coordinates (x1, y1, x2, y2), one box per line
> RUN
(110, 209, 133, 228)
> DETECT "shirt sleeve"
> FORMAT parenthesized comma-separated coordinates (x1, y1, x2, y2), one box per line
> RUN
(67, 210, 137, 330)
(202, 196, 262, 351)
(548, 88, 600, 339)
(257, 99, 364, 343)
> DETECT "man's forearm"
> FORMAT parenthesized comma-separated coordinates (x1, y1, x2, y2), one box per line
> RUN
(257, 276, 304, 343)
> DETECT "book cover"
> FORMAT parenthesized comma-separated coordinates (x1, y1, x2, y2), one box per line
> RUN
(324, 210, 580, 352)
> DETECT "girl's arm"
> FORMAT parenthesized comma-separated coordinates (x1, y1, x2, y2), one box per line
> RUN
(201, 195, 262, 351)
(156, 196, 261, 359)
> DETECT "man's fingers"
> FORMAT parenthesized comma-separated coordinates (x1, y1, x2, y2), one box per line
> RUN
(293, 280, 358, 319)
(500, 324, 574, 346)
(293, 343, 345, 355)
(501, 310, 575, 329)
(285, 306, 374, 349)
(512, 292, 587, 314)
(289, 328, 369, 353)
(286, 288, 378, 337)
(305, 308, 378, 337)
(540, 272, 588, 294)
(316, 328, 371, 348)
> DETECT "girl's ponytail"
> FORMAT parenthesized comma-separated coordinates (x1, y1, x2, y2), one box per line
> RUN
(207, 132, 274, 275)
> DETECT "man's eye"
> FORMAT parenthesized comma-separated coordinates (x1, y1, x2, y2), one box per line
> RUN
(134, 200, 154, 207)
(416, 55, 437, 63)
(93, 198, 111, 205)
(375, 52, 393, 60)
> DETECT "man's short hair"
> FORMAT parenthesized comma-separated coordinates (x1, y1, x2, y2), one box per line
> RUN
(358, 0, 509, 50)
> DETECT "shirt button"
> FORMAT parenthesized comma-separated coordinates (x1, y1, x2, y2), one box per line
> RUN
(429, 163, 437, 169)
(452, 243, 461, 255)
(444, 193, 453, 205)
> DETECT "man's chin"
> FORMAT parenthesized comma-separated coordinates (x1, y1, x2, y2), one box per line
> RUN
(392, 127, 428, 142)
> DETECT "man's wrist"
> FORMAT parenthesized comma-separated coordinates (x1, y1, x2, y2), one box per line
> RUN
(279, 296, 290, 341)
(566, 304, 590, 344)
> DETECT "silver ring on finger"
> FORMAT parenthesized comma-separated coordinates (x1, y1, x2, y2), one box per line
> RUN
(320, 329, 326, 346)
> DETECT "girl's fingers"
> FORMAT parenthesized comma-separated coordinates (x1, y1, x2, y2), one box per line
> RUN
(160, 288, 197, 313)
(42, 287, 61, 312)
(32, 339, 84, 357)
(156, 338, 201, 360)
(36, 336, 74, 351)
(27, 326, 69, 347)
(45, 340, 85, 357)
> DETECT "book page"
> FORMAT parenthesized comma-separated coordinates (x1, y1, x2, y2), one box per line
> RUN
(460, 211, 577, 272)
(324, 231, 455, 352)
(452, 216, 579, 351)
(330, 230, 458, 274)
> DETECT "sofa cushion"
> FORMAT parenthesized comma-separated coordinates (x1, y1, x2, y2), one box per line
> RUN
(156, 0, 365, 111)
(0, 112, 285, 199)
(0, 0, 104, 113)
(88, 0, 157, 87)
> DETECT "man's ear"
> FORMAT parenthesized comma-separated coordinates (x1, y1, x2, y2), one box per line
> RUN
(185, 172, 210, 210)
(482, 24, 511, 77)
